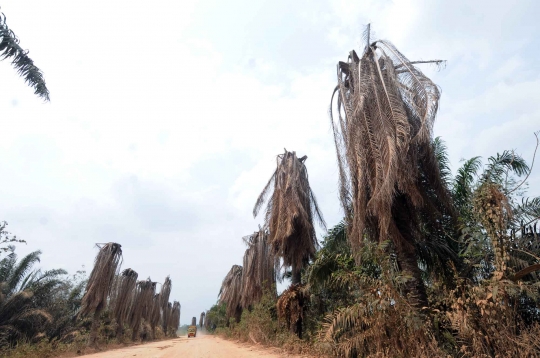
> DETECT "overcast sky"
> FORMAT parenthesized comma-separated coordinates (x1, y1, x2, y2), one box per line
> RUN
(1, 0, 539, 325)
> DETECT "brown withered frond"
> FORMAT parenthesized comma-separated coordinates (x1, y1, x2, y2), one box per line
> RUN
(159, 276, 171, 334)
(199, 311, 205, 329)
(219, 265, 243, 321)
(241, 227, 279, 308)
(149, 293, 161, 339)
(254, 150, 326, 280)
(169, 301, 181, 335)
(329, 26, 453, 307)
(111, 268, 137, 340)
(128, 278, 155, 341)
(80, 243, 122, 318)
(276, 284, 307, 338)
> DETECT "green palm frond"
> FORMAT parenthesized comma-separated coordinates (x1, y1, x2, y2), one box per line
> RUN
(6, 250, 41, 293)
(433, 137, 452, 188)
(0, 11, 49, 100)
(482, 150, 529, 184)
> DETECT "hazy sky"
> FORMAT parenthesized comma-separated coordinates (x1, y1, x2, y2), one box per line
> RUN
(1, 0, 539, 325)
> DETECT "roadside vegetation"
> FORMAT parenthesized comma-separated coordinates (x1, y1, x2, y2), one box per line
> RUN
(0, 236, 181, 357)
(208, 27, 540, 357)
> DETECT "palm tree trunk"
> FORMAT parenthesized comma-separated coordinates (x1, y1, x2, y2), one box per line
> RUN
(291, 264, 301, 285)
(392, 193, 429, 309)
(396, 246, 428, 308)
(88, 309, 101, 347)
(291, 263, 303, 338)
(116, 321, 124, 342)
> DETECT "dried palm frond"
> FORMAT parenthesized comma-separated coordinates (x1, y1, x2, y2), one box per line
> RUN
(241, 227, 279, 308)
(79, 243, 122, 345)
(199, 311, 205, 329)
(329, 25, 453, 307)
(254, 150, 326, 284)
(111, 268, 137, 341)
(219, 265, 243, 321)
(277, 284, 307, 338)
(0, 11, 49, 100)
(149, 293, 161, 339)
(128, 278, 155, 341)
(160, 276, 171, 334)
(169, 301, 181, 335)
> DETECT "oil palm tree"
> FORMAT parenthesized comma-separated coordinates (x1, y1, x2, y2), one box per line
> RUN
(0, 11, 49, 100)
(110, 268, 137, 341)
(254, 150, 325, 338)
(329, 26, 454, 308)
(169, 301, 180, 335)
(79, 243, 122, 346)
(0, 248, 65, 346)
(149, 293, 161, 339)
(128, 278, 155, 341)
(160, 276, 171, 335)
(199, 311, 205, 329)
(253, 150, 326, 285)
(240, 227, 279, 309)
(218, 265, 243, 322)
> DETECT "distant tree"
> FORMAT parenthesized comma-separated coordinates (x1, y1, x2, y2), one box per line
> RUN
(218, 265, 243, 323)
(79, 243, 122, 346)
(110, 268, 137, 342)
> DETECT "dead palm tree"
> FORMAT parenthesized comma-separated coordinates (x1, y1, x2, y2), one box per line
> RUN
(241, 227, 279, 308)
(199, 311, 205, 329)
(253, 150, 326, 285)
(160, 276, 171, 335)
(111, 268, 137, 341)
(329, 25, 454, 308)
(79, 243, 122, 346)
(149, 293, 161, 339)
(0, 11, 49, 100)
(169, 301, 181, 335)
(218, 265, 243, 322)
(128, 278, 155, 341)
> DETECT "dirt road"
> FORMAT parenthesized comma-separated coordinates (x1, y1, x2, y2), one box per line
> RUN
(80, 334, 301, 358)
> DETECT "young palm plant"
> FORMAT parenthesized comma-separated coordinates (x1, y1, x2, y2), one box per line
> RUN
(79, 243, 122, 346)
(329, 26, 454, 308)
(219, 265, 243, 323)
(0, 11, 49, 100)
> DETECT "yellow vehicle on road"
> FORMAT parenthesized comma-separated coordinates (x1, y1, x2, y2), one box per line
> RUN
(188, 317, 197, 338)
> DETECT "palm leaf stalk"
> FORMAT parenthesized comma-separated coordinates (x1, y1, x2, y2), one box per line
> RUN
(219, 265, 243, 322)
(111, 268, 137, 341)
(329, 26, 454, 308)
(79, 243, 122, 346)
(0, 11, 49, 100)
(240, 227, 279, 309)
(253, 150, 326, 285)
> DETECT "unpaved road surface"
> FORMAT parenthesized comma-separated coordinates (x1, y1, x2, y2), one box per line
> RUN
(80, 334, 301, 358)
